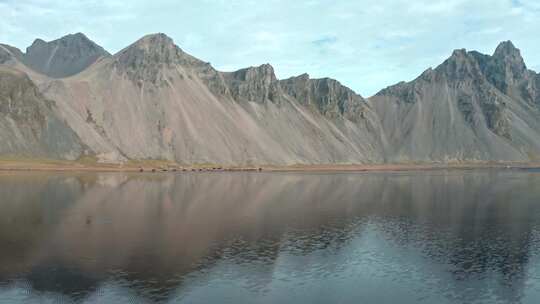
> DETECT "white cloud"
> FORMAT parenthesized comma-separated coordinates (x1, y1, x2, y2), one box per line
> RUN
(0, 0, 538, 96)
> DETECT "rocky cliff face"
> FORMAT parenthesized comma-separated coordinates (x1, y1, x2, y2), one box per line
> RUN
(532, 73, 540, 106)
(22, 33, 110, 78)
(115, 34, 230, 95)
(0, 45, 23, 64)
(369, 41, 540, 162)
(223, 64, 283, 104)
(0, 66, 83, 159)
(280, 74, 370, 123)
(1, 33, 540, 165)
(37, 34, 386, 164)
(115, 33, 191, 84)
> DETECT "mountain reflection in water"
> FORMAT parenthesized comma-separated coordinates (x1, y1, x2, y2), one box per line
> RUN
(1, 170, 540, 304)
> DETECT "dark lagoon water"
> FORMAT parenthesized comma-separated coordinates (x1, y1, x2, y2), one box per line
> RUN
(1, 170, 540, 303)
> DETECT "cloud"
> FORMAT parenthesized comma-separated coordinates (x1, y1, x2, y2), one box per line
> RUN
(0, 0, 539, 96)
(312, 36, 338, 47)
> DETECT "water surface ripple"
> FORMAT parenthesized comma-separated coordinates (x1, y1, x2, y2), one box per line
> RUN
(1, 170, 540, 303)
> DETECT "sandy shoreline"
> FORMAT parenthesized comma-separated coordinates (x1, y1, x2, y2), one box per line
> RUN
(0, 159, 539, 173)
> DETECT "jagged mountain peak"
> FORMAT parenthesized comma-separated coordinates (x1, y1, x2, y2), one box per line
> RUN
(281, 73, 310, 87)
(27, 33, 108, 56)
(280, 73, 369, 121)
(230, 64, 277, 82)
(375, 41, 536, 105)
(68, 32, 89, 39)
(444, 48, 477, 66)
(28, 33, 85, 50)
(284, 73, 354, 89)
(434, 42, 526, 86)
(28, 38, 47, 49)
(450, 48, 468, 58)
(126, 33, 176, 52)
(114, 33, 211, 84)
(491, 40, 527, 81)
(494, 40, 520, 58)
(443, 48, 472, 64)
(257, 63, 274, 70)
(314, 76, 350, 88)
(370, 40, 540, 162)
(23, 32, 110, 78)
(494, 40, 526, 67)
(222, 63, 281, 103)
(116, 33, 205, 66)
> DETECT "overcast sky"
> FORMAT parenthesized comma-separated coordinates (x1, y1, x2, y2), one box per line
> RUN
(1, 0, 539, 96)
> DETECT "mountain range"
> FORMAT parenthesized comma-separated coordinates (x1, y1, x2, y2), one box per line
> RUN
(0, 33, 539, 165)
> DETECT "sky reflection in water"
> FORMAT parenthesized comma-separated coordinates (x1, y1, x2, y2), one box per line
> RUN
(1, 170, 540, 303)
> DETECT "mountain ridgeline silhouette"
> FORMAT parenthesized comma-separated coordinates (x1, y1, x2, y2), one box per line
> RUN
(0, 34, 539, 165)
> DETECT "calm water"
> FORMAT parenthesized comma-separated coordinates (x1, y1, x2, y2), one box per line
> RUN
(1, 170, 540, 303)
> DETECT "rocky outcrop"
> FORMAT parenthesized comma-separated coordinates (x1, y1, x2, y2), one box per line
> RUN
(222, 64, 282, 103)
(532, 73, 540, 106)
(0, 67, 84, 159)
(114, 33, 230, 95)
(1, 33, 540, 165)
(36, 34, 387, 164)
(369, 41, 540, 162)
(280, 74, 369, 122)
(115, 33, 186, 84)
(22, 33, 110, 78)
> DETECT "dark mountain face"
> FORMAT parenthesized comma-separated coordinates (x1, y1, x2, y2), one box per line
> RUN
(439, 49, 512, 137)
(492, 41, 528, 81)
(467, 41, 539, 107)
(0, 67, 84, 159)
(115, 33, 205, 69)
(370, 41, 540, 162)
(22, 33, 110, 78)
(0, 44, 23, 64)
(113, 33, 229, 94)
(533, 73, 540, 105)
(114, 33, 186, 84)
(223, 64, 283, 104)
(280, 74, 369, 122)
(436, 42, 540, 136)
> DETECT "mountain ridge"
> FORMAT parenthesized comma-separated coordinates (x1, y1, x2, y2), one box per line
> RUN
(369, 40, 540, 162)
(1, 33, 539, 165)
(2, 33, 110, 79)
